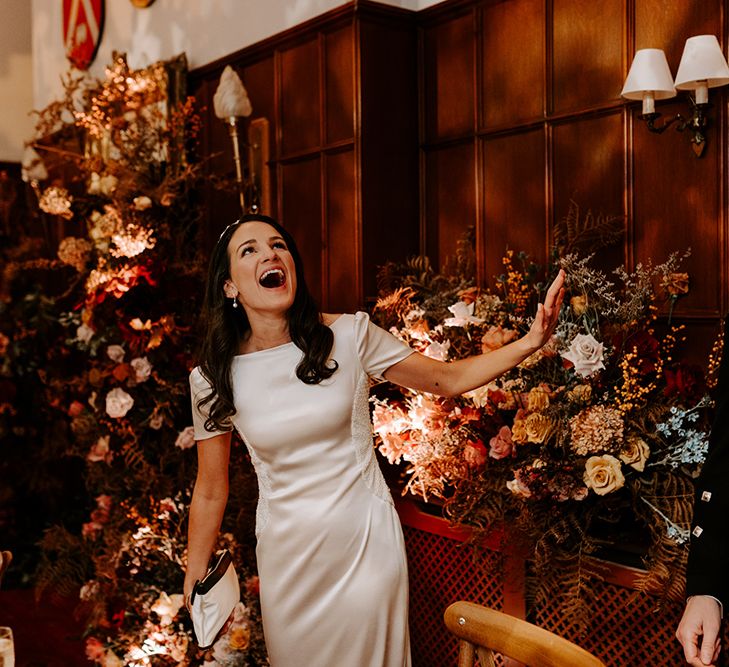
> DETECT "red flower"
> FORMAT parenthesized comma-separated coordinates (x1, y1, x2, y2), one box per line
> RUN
(624, 330, 660, 375)
(664, 363, 706, 404)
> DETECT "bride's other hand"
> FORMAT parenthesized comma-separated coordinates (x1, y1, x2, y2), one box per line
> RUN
(522, 269, 565, 352)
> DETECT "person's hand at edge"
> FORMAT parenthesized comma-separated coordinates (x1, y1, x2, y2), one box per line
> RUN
(677, 595, 722, 666)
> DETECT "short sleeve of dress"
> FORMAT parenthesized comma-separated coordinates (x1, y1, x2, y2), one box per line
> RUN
(189, 366, 232, 441)
(353, 311, 414, 381)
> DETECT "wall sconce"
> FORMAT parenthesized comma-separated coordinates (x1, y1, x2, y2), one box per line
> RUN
(621, 35, 729, 157)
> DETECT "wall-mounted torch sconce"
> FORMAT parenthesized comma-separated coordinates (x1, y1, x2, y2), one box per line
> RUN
(621, 35, 729, 157)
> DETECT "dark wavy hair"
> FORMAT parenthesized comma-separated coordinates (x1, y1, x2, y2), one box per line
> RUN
(195, 213, 338, 433)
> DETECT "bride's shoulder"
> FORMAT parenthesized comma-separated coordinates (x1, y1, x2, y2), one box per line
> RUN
(321, 312, 347, 326)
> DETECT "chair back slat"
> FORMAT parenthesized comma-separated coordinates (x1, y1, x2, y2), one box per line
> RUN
(445, 601, 606, 667)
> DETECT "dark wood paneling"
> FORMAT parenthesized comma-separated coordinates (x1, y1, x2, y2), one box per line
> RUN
(552, 0, 624, 113)
(424, 141, 476, 270)
(552, 111, 626, 272)
(280, 38, 321, 156)
(280, 157, 323, 305)
(325, 26, 355, 145)
(422, 11, 475, 142)
(633, 101, 723, 316)
(481, 0, 545, 129)
(482, 129, 546, 284)
(360, 13, 420, 301)
(326, 149, 358, 312)
(635, 0, 722, 72)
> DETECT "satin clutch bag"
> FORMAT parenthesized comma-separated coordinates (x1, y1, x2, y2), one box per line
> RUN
(190, 549, 240, 649)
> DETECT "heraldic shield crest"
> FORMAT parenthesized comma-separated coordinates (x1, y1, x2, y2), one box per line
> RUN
(63, 0, 105, 70)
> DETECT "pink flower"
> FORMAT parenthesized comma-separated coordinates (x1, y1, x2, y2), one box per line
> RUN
(175, 426, 196, 450)
(87, 435, 112, 463)
(464, 439, 487, 468)
(68, 400, 85, 417)
(82, 521, 103, 539)
(85, 637, 105, 662)
(488, 426, 514, 459)
(379, 431, 411, 464)
(372, 403, 407, 435)
(481, 325, 518, 353)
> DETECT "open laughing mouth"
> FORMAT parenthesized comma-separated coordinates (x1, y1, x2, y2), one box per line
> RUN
(259, 268, 286, 288)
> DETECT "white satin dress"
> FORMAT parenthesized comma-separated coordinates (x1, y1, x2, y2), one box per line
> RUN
(190, 312, 414, 666)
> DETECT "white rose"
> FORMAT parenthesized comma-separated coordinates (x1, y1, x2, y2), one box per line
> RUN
(619, 435, 650, 472)
(76, 323, 95, 343)
(423, 340, 450, 361)
(443, 301, 485, 327)
(106, 345, 125, 363)
(583, 455, 625, 495)
(151, 591, 185, 625)
(561, 333, 606, 377)
(105, 388, 134, 419)
(130, 356, 152, 383)
(175, 426, 196, 450)
(133, 195, 152, 211)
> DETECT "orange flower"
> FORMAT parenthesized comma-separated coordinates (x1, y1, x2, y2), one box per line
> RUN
(661, 272, 689, 296)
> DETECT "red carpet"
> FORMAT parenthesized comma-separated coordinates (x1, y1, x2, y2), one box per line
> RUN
(0, 590, 86, 666)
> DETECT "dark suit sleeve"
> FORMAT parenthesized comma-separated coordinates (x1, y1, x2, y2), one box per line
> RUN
(686, 317, 729, 604)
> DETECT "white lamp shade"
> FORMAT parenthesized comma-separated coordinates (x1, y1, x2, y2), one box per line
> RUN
(621, 48, 676, 100)
(675, 35, 729, 89)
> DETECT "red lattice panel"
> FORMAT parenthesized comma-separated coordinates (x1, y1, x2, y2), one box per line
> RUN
(531, 579, 729, 667)
(403, 525, 507, 667)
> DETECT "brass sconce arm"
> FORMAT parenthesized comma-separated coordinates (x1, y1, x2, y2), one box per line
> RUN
(639, 99, 709, 156)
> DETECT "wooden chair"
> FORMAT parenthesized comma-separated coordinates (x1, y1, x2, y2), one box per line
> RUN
(444, 601, 606, 667)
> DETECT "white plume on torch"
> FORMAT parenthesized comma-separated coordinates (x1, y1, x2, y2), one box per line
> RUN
(213, 66, 252, 119)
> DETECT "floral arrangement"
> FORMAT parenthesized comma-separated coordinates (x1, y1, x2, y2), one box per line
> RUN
(372, 228, 722, 630)
(0, 56, 266, 664)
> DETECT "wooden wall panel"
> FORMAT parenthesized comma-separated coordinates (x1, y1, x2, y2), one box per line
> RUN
(633, 102, 723, 316)
(326, 149, 358, 312)
(482, 129, 546, 283)
(424, 141, 476, 270)
(360, 11, 419, 302)
(635, 0, 721, 70)
(552, 111, 626, 272)
(422, 11, 475, 141)
(280, 38, 321, 156)
(325, 27, 355, 145)
(481, 0, 545, 129)
(280, 158, 323, 305)
(552, 0, 624, 113)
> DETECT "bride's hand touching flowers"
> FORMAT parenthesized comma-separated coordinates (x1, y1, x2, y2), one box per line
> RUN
(521, 268, 566, 353)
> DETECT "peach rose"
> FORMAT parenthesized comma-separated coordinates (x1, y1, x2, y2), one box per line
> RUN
(583, 455, 625, 495)
(175, 426, 196, 450)
(619, 435, 650, 472)
(229, 625, 251, 650)
(85, 637, 105, 662)
(464, 439, 488, 468)
(571, 294, 588, 316)
(525, 413, 553, 444)
(488, 426, 514, 460)
(527, 386, 550, 412)
(481, 325, 518, 353)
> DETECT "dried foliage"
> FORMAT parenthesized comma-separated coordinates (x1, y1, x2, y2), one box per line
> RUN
(1, 57, 266, 665)
(371, 231, 719, 632)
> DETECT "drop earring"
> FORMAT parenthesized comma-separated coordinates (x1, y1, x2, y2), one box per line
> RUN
(232, 298, 238, 309)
